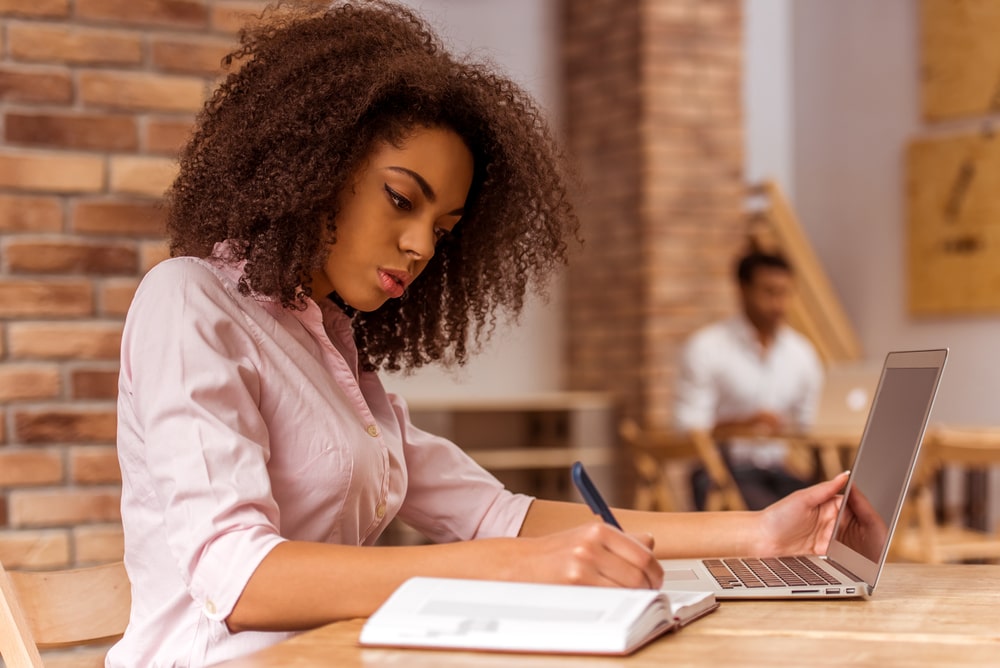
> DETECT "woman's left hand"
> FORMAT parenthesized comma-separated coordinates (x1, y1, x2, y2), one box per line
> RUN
(756, 471, 850, 556)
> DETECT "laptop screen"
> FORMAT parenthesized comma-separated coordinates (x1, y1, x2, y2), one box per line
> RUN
(826, 350, 946, 590)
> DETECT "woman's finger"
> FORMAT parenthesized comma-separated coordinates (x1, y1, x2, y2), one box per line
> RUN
(593, 527, 664, 589)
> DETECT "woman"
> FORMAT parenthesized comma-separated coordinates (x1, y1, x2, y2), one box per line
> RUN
(109, 2, 848, 665)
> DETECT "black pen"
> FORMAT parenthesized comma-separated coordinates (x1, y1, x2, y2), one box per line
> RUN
(571, 461, 623, 530)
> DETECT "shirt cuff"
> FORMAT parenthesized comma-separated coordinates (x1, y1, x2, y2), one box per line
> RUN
(473, 490, 534, 539)
(189, 528, 287, 622)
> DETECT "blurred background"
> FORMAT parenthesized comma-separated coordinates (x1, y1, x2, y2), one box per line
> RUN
(2, 0, 999, 605)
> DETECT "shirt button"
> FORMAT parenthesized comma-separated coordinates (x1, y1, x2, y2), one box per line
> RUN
(205, 599, 217, 615)
(366, 424, 379, 437)
(375, 503, 386, 519)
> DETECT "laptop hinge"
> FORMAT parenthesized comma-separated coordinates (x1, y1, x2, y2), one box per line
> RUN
(822, 557, 864, 583)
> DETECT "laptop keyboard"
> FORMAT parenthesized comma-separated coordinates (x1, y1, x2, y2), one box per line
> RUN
(703, 556, 845, 589)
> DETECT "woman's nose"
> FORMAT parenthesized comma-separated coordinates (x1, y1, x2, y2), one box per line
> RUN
(400, 221, 436, 260)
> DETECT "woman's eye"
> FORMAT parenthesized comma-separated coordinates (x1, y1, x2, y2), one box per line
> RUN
(384, 185, 412, 211)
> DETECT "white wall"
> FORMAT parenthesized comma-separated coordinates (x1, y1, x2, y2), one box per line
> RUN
(790, 0, 1000, 426)
(743, 0, 794, 192)
(381, 0, 565, 399)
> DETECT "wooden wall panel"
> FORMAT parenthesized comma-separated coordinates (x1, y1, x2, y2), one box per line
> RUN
(907, 132, 1000, 314)
(922, 0, 1000, 120)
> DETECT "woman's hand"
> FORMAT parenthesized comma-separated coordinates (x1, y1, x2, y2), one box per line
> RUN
(837, 484, 889, 561)
(509, 522, 664, 590)
(755, 471, 850, 556)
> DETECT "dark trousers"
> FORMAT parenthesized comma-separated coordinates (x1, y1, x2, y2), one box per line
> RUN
(690, 454, 811, 511)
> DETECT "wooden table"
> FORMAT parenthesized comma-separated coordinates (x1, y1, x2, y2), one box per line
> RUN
(213, 564, 1000, 667)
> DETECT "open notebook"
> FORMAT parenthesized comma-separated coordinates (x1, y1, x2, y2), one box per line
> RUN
(660, 349, 947, 599)
(359, 576, 717, 655)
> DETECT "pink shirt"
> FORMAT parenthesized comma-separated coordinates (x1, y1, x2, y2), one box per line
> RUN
(108, 254, 533, 667)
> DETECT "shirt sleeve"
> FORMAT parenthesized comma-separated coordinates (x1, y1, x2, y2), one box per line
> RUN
(386, 394, 533, 543)
(673, 335, 718, 431)
(119, 260, 286, 622)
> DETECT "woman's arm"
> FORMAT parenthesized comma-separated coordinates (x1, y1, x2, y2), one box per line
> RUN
(228, 521, 660, 632)
(520, 470, 849, 559)
(230, 471, 847, 632)
(519, 500, 759, 558)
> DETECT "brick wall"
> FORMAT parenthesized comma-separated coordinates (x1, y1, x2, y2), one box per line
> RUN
(0, 0, 271, 576)
(562, 0, 745, 429)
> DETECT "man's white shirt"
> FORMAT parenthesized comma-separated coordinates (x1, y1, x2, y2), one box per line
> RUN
(674, 316, 824, 468)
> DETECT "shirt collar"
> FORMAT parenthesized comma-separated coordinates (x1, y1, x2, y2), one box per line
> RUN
(207, 239, 358, 353)
(729, 314, 790, 355)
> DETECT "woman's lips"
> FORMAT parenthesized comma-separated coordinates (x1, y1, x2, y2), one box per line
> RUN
(378, 269, 408, 298)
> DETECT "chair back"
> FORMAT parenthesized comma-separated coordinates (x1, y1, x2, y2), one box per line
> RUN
(621, 419, 747, 511)
(893, 428, 1000, 564)
(929, 427, 1000, 467)
(0, 560, 130, 668)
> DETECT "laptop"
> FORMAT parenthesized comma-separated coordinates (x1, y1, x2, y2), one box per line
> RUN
(660, 348, 948, 599)
(812, 362, 883, 432)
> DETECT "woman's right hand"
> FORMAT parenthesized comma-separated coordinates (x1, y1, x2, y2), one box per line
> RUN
(504, 522, 664, 590)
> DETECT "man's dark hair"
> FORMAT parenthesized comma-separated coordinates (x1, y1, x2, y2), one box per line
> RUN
(736, 251, 793, 286)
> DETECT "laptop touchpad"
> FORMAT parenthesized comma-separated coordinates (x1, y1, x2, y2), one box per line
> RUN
(663, 569, 700, 581)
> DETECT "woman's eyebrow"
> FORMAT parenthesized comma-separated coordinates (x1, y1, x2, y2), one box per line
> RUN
(386, 166, 436, 202)
(385, 166, 465, 216)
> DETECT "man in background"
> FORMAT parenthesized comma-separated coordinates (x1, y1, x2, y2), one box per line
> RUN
(674, 250, 824, 510)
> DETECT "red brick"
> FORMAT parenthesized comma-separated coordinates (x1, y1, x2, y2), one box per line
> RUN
(8, 23, 142, 65)
(0, 449, 64, 485)
(0, 66, 72, 103)
(72, 199, 167, 237)
(210, 1, 268, 34)
(145, 116, 195, 154)
(14, 407, 117, 444)
(0, 411, 5, 446)
(80, 69, 207, 113)
(110, 155, 178, 197)
(0, 363, 61, 401)
(5, 238, 139, 275)
(0, 150, 104, 193)
(5, 112, 138, 151)
(71, 367, 120, 399)
(70, 446, 121, 484)
(8, 488, 121, 527)
(0, 280, 93, 318)
(140, 240, 171, 271)
(0, 496, 6, 525)
(562, 0, 745, 428)
(73, 523, 124, 563)
(0, 529, 70, 568)
(8, 322, 121, 360)
(99, 277, 139, 316)
(76, 0, 208, 28)
(0, 194, 63, 232)
(0, 0, 68, 18)
(151, 35, 234, 75)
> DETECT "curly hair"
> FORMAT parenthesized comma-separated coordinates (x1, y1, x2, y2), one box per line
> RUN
(166, 0, 578, 372)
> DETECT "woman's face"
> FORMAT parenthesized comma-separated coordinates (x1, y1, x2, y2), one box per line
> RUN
(312, 126, 474, 312)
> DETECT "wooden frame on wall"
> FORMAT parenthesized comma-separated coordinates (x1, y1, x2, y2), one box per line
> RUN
(909, 0, 1000, 314)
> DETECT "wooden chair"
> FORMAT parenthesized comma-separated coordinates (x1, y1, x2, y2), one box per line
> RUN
(621, 419, 747, 512)
(0, 560, 131, 668)
(893, 428, 1000, 564)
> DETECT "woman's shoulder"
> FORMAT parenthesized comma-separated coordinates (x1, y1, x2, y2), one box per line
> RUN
(132, 256, 256, 321)
(139, 255, 242, 296)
